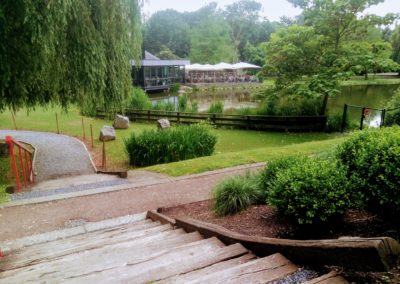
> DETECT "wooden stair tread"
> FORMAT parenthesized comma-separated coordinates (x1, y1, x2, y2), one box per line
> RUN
(158, 253, 257, 283)
(0, 230, 203, 283)
(186, 253, 298, 284)
(2, 222, 172, 270)
(304, 271, 349, 284)
(71, 239, 248, 283)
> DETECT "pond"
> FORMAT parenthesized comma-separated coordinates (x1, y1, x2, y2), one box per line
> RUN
(148, 83, 399, 116)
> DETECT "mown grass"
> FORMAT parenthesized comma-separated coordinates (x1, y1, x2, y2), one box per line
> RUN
(146, 136, 345, 176)
(0, 154, 10, 203)
(342, 77, 400, 86)
(0, 106, 343, 175)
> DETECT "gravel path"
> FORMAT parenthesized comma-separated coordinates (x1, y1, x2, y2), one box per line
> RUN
(0, 130, 96, 182)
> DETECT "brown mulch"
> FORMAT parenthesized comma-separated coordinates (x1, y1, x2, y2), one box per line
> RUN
(161, 200, 400, 283)
(161, 200, 400, 240)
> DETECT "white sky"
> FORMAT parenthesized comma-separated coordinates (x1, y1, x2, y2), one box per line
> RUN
(142, 0, 400, 22)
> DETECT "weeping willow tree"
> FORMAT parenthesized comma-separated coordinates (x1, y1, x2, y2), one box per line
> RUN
(0, 0, 142, 113)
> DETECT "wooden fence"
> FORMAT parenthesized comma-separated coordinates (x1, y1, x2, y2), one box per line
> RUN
(97, 109, 327, 132)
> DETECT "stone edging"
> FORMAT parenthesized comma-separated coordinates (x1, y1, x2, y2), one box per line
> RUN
(148, 210, 400, 271)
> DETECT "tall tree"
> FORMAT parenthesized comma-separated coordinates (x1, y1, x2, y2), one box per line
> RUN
(391, 26, 400, 65)
(0, 0, 142, 113)
(143, 9, 190, 58)
(189, 18, 235, 64)
(264, 25, 345, 114)
(288, 0, 390, 50)
(224, 0, 262, 62)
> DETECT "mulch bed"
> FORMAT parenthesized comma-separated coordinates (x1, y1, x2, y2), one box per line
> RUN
(161, 200, 400, 240)
(161, 200, 400, 283)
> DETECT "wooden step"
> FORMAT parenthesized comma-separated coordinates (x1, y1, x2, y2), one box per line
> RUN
(0, 230, 203, 283)
(158, 253, 257, 283)
(185, 253, 298, 284)
(304, 271, 349, 284)
(1, 222, 171, 270)
(68, 238, 248, 283)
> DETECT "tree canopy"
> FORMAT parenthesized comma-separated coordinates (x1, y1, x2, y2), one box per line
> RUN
(0, 0, 142, 112)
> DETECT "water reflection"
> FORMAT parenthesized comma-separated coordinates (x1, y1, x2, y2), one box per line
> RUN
(146, 83, 399, 114)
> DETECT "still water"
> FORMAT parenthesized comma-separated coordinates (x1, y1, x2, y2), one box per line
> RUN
(148, 84, 399, 115)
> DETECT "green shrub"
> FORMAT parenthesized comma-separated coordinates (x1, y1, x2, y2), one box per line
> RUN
(129, 87, 151, 110)
(213, 172, 263, 216)
(268, 157, 349, 225)
(238, 107, 256, 116)
(326, 112, 348, 133)
(336, 126, 400, 214)
(189, 101, 198, 113)
(259, 155, 307, 199)
(152, 101, 175, 111)
(178, 95, 188, 112)
(169, 83, 180, 93)
(124, 123, 217, 167)
(384, 87, 400, 126)
(208, 101, 224, 114)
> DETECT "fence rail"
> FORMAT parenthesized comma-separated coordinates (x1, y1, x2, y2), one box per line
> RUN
(97, 109, 327, 131)
(5, 136, 35, 192)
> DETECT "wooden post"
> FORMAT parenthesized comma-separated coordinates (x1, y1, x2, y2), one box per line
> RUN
(90, 124, 94, 148)
(55, 113, 60, 134)
(360, 107, 366, 130)
(102, 140, 106, 170)
(11, 111, 17, 130)
(341, 104, 348, 133)
(81, 117, 86, 140)
(380, 109, 386, 128)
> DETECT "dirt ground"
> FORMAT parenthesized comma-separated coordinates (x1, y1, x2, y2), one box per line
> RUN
(161, 200, 400, 283)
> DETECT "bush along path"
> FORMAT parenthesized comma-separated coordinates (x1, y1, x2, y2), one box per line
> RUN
(0, 130, 96, 183)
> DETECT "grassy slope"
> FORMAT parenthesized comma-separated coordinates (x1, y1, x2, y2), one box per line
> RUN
(0, 106, 342, 175)
(146, 136, 345, 176)
(0, 154, 9, 203)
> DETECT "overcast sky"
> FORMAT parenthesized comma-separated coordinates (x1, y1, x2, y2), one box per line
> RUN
(142, 0, 400, 22)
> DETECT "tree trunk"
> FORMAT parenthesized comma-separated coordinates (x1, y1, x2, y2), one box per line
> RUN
(320, 94, 329, 116)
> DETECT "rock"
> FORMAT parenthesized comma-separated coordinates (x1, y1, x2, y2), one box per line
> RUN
(113, 114, 130, 129)
(99, 126, 116, 142)
(157, 119, 171, 130)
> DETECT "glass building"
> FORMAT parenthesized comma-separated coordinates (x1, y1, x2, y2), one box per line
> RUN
(131, 51, 190, 91)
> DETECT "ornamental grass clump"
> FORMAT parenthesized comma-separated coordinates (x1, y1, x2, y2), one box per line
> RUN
(267, 157, 349, 225)
(212, 172, 263, 216)
(336, 126, 400, 215)
(124, 123, 217, 167)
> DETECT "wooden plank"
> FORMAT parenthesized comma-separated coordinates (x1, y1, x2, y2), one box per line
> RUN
(71, 238, 245, 284)
(0, 230, 202, 283)
(186, 253, 298, 284)
(158, 253, 256, 284)
(304, 271, 349, 284)
(2, 222, 170, 270)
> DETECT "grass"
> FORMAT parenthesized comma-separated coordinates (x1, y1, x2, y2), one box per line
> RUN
(146, 136, 345, 176)
(0, 153, 10, 204)
(0, 106, 343, 176)
(342, 77, 400, 86)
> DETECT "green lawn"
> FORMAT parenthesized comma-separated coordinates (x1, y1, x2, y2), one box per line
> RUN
(146, 136, 345, 176)
(0, 153, 10, 203)
(0, 106, 343, 175)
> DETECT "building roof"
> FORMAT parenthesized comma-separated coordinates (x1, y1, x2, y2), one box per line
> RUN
(185, 62, 261, 71)
(131, 51, 190, 67)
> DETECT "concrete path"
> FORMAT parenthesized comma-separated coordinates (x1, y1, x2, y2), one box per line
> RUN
(0, 130, 96, 182)
(0, 163, 265, 241)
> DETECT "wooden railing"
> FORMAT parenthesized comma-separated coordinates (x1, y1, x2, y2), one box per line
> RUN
(97, 109, 327, 132)
(5, 136, 35, 192)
